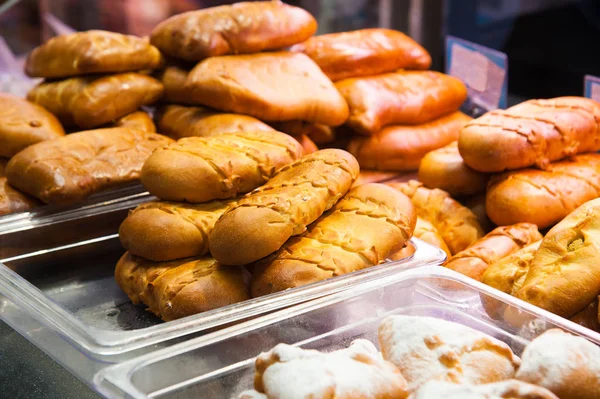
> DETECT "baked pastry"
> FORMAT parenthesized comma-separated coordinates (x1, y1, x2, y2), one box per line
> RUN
(150, 1, 317, 61)
(389, 217, 450, 260)
(486, 153, 600, 229)
(0, 178, 41, 216)
(6, 128, 173, 204)
(112, 110, 156, 132)
(253, 340, 409, 399)
(209, 149, 359, 266)
(185, 52, 349, 126)
(445, 223, 542, 281)
(462, 194, 495, 234)
(378, 315, 520, 392)
(410, 380, 558, 399)
(354, 170, 402, 186)
(290, 28, 431, 81)
(115, 252, 249, 322)
(515, 329, 600, 399)
(458, 96, 600, 172)
(293, 134, 318, 154)
(250, 183, 415, 296)
(25, 30, 164, 78)
(154, 63, 195, 105)
(387, 180, 484, 254)
(141, 130, 303, 203)
(347, 112, 471, 171)
(27, 73, 163, 129)
(336, 71, 467, 135)
(270, 121, 335, 145)
(119, 199, 236, 261)
(569, 298, 600, 332)
(0, 93, 65, 158)
(418, 141, 489, 197)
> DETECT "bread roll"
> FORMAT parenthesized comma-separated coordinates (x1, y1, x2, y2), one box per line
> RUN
(250, 183, 415, 296)
(0, 93, 65, 158)
(418, 141, 489, 197)
(270, 121, 335, 145)
(0, 177, 41, 216)
(154, 63, 195, 105)
(290, 28, 431, 81)
(6, 128, 173, 204)
(387, 180, 484, 254)
(411, 380, 558, 399)
(210, 149, 359, 266)
(486, 154, 600, 229)
(115, 252, 249, 322)
(516, 329, 600, 399)
(292, 134, 318, 154)
(185, 52, 349, 126)
(119, 199, 235, 262)
(150, 1, 317, 61)
(112, 110, 156, 132)
(458, 96, 600, 172)
(141, 130, 303, 203)
(25, 30, 164, 78)
(27, 73, 163, 129)
(336, 71, 467, 135)
(389, 217, 450, 261)
(445, 223, 542, 281)
(347, 112, 471, 171)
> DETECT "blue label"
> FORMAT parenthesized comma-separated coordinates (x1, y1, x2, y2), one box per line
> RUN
(584, 75, 600, 102)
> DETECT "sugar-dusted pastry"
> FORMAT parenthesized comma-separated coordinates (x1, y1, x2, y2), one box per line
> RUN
(112, 110, 156, 132)
(410, 380, 558, 399)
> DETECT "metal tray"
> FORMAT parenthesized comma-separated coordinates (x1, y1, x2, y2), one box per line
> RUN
(94, 266, 600, 399)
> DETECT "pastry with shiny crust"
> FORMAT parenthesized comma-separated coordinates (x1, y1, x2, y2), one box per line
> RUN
(458, 96, 600, 173)
(210, 149, 360, 266)
(141, 130, 303, 203)
(6, 128, 173, 205)
(112, 110, 156, 132)
(291, 28, 431, 81)
(150, 1, 317, 61)
(119, 199, 236, 262)
(271, 121, 335, 145)
(445, 223, 542, 281)
(0, 178, 41, 216)
(250, 183, 415, 296)
(154, 63, 195, 105)
(115, 252, 249, 322)
(185, 52, 349, 126)
(0, 93, 65, 158)
(27, 73, 163, 129)
(411, 380, 558, 399)
(25, 30, 164, 78)
(387, 180, 484, 254)
(336, 71, 467, 135)
(348, 112, 471, 171)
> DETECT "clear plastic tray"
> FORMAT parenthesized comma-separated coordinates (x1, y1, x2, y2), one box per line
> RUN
(94, 266, 600, 399)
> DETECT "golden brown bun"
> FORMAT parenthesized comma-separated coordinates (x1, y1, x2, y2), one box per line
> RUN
(155, 105, 274, 139)
(119, 199, 235, 262)
(336, 71, 467, 135)
(387, 180, 484, 254)
(486, 154, 600, 229)
(0, 177, 41, 216)
(210, 149, 360, 266)
(114, 252, 249, 321)
(462, 193, 495, 233)
(0, 93, 65, 158)
(347, 112, 471, 171)
(150, 1, 317, 61)
(419, 141, 489, 197)
(515, 198, 600, 318)
(112, 110, 156, 133)
(154, 63, 196, 105)
(141, 130, 303, 203)
(25, 30, 164, 78)
(185, 52, 349, 126)
(27, 73, 163, 129)
(569, 297, 600, 332)
(290, 28, 431, 81)
(458, 97, 600, 172)
(411, 380, 559, 399)
(250, 183, 415, 296)
(270, 121, 335, 145)
(6, 128, 173, 205)
(292, 134, 318, 154)
(353, 170, 403, 187)
(390, 217, 450, 260)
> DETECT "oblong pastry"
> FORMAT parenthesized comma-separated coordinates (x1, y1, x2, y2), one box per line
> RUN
(354, 170, 402, 187)
(115, 252, 249, 322)
(154, 63, 195, 105)
(210, 149, 360, 266)
(250, 183, 415, 296)
(141, 130, 303, 203)
(387, 180, 484, 254)
(411, 380, 558, 399)
(119, 199, 236, 262)
(25, 30, 164, 78)
(112, 110, 156, 132)
(290, 28, 431, 81)
(292, 134, 318, 154)
(0, 93, 65, 158)
(347, 111, 471, 171)
(336, 70, 467, 135)
(6, 128, 173, 204)
(418, 141, 489, 196)
(185, 52, 349, 126)
(150, 1, 317, 61)
(445, 223, 542, 281)
(27, 73, 163, 129)
(389, 217, 450, 260)
(0, 178, 41, 217)
(270, 121, 335, 145)
(486, 153, 600, 229)
(458, 96, 600, 172)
